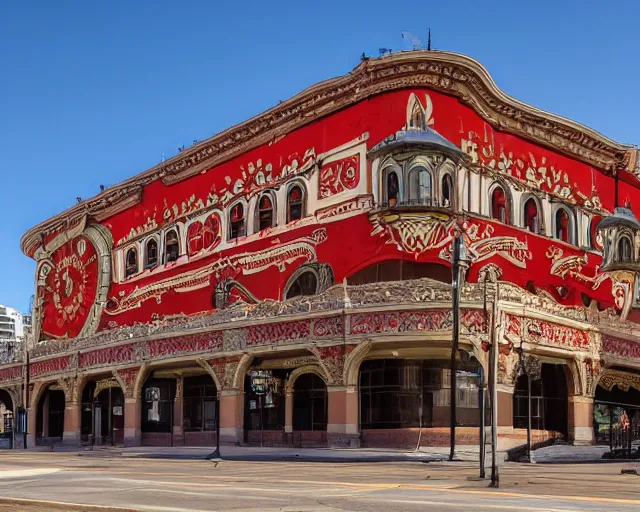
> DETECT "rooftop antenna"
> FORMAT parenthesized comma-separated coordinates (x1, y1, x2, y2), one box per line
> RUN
(427, 28, 431, 51)
(401, 31, 424, 50)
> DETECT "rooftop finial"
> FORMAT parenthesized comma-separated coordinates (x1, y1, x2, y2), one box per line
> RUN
(427, 28, 431, 51)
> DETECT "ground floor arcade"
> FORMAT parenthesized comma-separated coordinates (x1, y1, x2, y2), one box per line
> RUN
(21, 348, 639, 451)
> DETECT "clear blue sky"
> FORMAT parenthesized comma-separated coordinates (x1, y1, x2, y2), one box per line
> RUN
(1, 0, 639, 313)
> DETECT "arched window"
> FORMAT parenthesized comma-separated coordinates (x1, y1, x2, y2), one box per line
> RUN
(145, 239, 158, 269)
(287, 185, 305, 223)
(257, 194, 274, 231)
(385, 170, 400, 207)
(409, 102, 426, 130)
(555, 208, 571, 243)
(125, 248, 138, 277)
(618, 236, 633, 262)
(164, 229, 179, 263)
(524, 198, 541, 234)
(491, 186, 509, 224)
(229, 203, 246, 239)
(441, 173, 453, 207)
(285, 271, 318, 299)
(590, 216, 603, 250)
(408, 167, 431, 204)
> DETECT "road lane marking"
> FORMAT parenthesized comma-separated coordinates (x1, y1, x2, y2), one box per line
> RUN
(357, 497, 580, 512)
(0, 468, 62, 478)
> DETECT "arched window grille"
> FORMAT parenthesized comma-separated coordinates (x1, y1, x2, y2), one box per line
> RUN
(229, 203, 246, 239)
(287, 185, 305, 223)
(491, 186, 509, 224)
(524, 198, 541, 234)
(164, 229, 180, 263)
(441, 173, 453, 207)
(618, 236, 633, 262)
(257, 194, 274, 231)
(385, 170, 400, 207)
(145, 239, 158, 269)
(285, 271, 318, 300)
(555, 209, 571, 243)
(408, 167, 431, 204)
(125, 248, 138, 277)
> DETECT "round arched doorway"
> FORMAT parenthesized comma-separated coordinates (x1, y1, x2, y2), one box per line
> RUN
(292, 373, 327, 447)
(0, 389, 14, 449)
(36, 383, 65, 446)
(80, 378, 125, 446)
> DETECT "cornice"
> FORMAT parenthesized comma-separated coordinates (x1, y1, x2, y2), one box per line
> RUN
(20, 50, 637, 257)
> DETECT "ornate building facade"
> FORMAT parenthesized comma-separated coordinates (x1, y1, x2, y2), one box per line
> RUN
(4, 51, 640, 450)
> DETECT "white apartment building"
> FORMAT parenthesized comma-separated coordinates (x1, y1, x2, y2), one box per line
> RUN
(0, 306, 25, 342)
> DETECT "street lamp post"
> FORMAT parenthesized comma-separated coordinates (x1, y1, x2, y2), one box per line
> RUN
(449, 233, 468, 461)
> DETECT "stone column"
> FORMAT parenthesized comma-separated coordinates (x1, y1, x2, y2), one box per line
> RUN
(219, 389, 243, 445)
(26, 404, 37, 448)
(284, 390, 293, 445)
(123, 397, 141, 447)
(496, 384, 514, 434)
(172, 375, 184, 446)
(568, 395, 595, 445)
(62, 400, 79, 446)
(41, 393, 49, 439)
(327, 386, 359, 448)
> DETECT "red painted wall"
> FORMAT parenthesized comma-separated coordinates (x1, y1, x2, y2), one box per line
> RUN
(38, 88, 630, 339)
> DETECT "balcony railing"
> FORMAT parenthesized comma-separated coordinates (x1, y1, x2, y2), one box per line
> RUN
(376, 197, 450, 209)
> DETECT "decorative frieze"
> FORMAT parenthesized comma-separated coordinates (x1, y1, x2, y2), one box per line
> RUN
(598, 369, 640, 392)
(312, 316, 343, 338)
(30, 355, 70, 378)
(146, 332, 223, 359)
(245, 320, 310, 346)
(525, 318, 590, 349)
(0, 365, 22, 383)
(79, 344, 136, 369)
(602, 335, 640, 360)
(350, 310, 451, 335)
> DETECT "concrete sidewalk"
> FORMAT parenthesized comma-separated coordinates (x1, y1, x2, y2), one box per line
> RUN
(26, 444, 490, 463)
(22, 442, 616, 464)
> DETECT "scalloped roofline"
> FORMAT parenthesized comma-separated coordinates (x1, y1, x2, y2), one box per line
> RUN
(20, 50, 638, 257)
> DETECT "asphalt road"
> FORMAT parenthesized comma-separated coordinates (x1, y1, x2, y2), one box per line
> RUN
(0, 452, 638, 511)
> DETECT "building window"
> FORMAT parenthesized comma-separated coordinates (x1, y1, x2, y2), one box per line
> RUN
(524, 198, 541, 234)
(409, 100, 426, 130)
(287, 185, 304, 223)
(229, 203, 246, 239)
(491, 186, 509, 224)
(125, 248, 138, 278)
(145, 239, 158, 269)
(408, 167, 432, 204)
(183, 375, 217, 432)
(293, 374, 327, 431)
(590, 216, 603, 250)
(141, 379, 175, 434)
(555, 208, 571, 243)
(257, 193, 274, 231)
(441, 174, 453, 207)
(164, 229, 180, 263)
(359, 359, 482, 430)
(285, 271, 318, 299)
(385, 170, 400, 207)
(618, 236, 633, 262)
